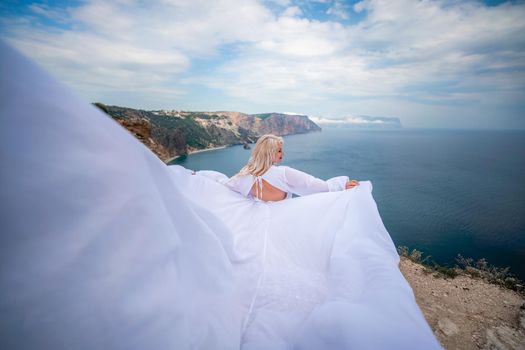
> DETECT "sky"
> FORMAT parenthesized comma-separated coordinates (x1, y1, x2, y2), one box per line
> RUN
(1, 0, 524, 129)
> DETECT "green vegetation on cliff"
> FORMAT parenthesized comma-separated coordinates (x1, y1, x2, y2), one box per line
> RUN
(93, 103, 321, 162)
(94, 103, 217, 149)
(397, 245, 524, 296)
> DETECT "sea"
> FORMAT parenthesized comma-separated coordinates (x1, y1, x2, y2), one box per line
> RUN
(169, 127, 525, 281)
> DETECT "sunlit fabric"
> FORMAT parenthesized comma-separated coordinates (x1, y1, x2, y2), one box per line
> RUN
(0, 42, 443, 350)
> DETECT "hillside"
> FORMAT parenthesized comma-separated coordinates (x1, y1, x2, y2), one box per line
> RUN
(94, 103, 321, 162)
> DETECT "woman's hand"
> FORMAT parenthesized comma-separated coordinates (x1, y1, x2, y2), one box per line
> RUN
(345, 179, 359, 189)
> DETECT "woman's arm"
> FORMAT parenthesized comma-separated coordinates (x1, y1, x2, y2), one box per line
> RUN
(282, 166, 351, 196)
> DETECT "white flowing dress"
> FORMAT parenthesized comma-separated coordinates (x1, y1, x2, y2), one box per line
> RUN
(0, 41, 444, 350)
(166, 164, 444, 349)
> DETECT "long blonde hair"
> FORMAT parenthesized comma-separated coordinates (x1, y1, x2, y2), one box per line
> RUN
(236, 134, 284, 177)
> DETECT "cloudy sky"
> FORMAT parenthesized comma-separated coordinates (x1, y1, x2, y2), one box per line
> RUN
(1, 0, 524, 129)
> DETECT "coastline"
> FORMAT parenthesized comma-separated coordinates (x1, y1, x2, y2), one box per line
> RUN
(165, 145, 229, 164)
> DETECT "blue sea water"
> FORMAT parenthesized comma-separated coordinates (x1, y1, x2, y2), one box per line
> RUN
(170, 128, 525, 281)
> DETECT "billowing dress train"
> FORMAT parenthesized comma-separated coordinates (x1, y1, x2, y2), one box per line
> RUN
(0, 41, 444, 349)
(167, 165, 443, 349)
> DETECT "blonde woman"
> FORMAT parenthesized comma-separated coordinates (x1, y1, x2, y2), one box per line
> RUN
(223, 134, 360, 202)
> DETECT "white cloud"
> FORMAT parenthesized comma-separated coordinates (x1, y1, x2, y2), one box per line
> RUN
(204, 0, 525, 110)
(28, 3, 70, 22)
(310, 115, 388, 125)
(326, 1, 350, 20)
(282, 6, 303, 17)
(265, 0, 292, 6)
(2, 0, 525, 128)
(3, 0, 273, 100)
(353, 1, 369, 13)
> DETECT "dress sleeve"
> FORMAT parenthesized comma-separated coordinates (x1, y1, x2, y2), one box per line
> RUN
(282, 166, 349, 196)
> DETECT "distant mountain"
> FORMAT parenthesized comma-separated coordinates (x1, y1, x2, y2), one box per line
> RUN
(310, 115, 403, 129)
(94, 104, 321, 162)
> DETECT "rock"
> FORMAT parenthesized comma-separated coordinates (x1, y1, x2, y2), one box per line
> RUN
(437, 317, 459, 336)
(483, 326, 525, 350)
(114, 117, 181, 161)
(399, 256, 525, 350)
(519, 308, 525, 331)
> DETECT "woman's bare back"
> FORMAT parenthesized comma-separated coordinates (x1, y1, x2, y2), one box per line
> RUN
(250, 179, 287, 202)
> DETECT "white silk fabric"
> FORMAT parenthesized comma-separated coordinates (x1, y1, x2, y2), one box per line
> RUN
(0, 42, 444, 349)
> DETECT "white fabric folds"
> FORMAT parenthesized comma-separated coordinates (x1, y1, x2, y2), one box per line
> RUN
(0, 42, 444, 350)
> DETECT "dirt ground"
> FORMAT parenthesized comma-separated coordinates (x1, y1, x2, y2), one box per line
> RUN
(399, 256, 525, 350)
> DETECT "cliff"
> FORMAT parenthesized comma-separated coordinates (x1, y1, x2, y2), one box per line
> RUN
(400, 257, 525, 349)
(94, 104, 321, 162)
(398, 247, 525, 349)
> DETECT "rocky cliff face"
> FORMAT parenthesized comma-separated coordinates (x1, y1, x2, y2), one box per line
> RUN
(94, 104, 321, 162)
(210, 111, 321, 137)
(116, 118, 170, 161)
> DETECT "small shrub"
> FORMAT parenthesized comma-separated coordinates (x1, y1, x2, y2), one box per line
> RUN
(464, 266, 481, 278)
(397, 245, 432, 265)
(398, 246, 525, 294)
(397, 245, 409, 257)
(93, 102, 109, 114)
(454, 253, 523, 294)
(432, 263, 459, 279)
